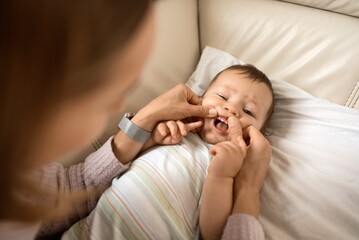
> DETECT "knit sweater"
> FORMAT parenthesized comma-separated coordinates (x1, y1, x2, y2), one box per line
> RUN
(0, 137, 265, 240)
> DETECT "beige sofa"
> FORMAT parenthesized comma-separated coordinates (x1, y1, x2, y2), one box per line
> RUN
(62, 0, 359, 238)
(61, 0, 358, 158)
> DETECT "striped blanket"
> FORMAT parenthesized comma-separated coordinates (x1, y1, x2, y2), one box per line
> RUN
(63, 133, 212, 240)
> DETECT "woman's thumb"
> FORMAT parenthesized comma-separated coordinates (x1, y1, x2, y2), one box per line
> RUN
(188, 105, 217, 118)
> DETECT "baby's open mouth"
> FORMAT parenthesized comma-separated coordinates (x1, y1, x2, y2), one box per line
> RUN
(214, 116, 228, 132)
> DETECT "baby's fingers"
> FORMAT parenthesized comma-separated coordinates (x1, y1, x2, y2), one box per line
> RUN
(176, 120, 203, 136)
(166, 121, 181, 141)
(176, 120, 188, 136)
(183, 120, 203, 134)
(156, 122, 169, 137)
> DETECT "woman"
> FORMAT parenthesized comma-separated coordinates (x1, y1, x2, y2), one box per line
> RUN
(0, 0, 270, 239)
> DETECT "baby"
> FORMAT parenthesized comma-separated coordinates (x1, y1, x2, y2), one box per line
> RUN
(62, 64, 274, 239)
(197, 64, 273, 239)
(146, 64, 274, 239)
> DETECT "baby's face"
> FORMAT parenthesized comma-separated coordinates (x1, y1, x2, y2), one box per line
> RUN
(198, 69, 273, 144)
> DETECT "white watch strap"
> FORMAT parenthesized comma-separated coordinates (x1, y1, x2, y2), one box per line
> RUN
(118, 113, 151, 143)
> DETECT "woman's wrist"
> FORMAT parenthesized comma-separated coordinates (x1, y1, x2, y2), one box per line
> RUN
(232, 186, 261, 219)
(112, 131, 144, 165)
(131, 107, 158, 132)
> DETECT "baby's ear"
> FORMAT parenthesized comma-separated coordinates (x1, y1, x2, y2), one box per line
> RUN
(261, 126, 273, 137)
(260, 111, 273, 134)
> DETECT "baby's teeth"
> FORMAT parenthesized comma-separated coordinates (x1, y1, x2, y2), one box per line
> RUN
(218, 117, 228, 124)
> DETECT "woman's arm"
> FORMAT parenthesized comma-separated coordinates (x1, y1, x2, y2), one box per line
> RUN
(221, 214, 265, 240)
(221, 126, 271, 240)
(221, 188, 264, 240)
(37, 137, 127, 237)
(232, 126, 271, 218)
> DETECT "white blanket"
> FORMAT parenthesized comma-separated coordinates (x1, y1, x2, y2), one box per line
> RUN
(63, 133, 212, 240)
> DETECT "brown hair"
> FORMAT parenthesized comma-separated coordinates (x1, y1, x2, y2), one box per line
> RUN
(211, 64, 275, 129)
(0, 0, 151, 222)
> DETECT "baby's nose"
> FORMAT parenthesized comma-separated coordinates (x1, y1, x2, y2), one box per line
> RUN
(224, 106, 238, 117)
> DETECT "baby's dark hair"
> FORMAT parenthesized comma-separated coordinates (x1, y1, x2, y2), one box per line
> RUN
(210, 64, 275, 130)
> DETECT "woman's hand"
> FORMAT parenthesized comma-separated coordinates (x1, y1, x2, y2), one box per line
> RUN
(131, 84, 217, 132)
(235, 126, 271, 192)
(232, 126, 272, 218)
(113, 84, 217, 165)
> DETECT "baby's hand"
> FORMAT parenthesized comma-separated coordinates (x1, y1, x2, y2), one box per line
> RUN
(208, 117, 247, 178)
(151, 119, 203, 145)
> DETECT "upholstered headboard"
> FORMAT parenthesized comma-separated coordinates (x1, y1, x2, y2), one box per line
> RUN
(199, 0, 359, 108)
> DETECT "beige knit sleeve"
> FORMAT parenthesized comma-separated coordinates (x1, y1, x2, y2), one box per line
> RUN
(221, 214, 265, 240)
(36, 137, 129, 237)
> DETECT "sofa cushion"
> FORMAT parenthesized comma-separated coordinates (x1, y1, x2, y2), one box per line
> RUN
(279, 0, 359, 17)
(100, 0, 201, 144)
(199, 0, 359, 108)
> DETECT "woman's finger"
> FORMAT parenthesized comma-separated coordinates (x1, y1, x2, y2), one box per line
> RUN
(184, 85, 202, 106)
(186, 104, 218, 118)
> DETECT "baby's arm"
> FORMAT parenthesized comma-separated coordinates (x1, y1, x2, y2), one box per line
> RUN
(200, 117, 247, 240)
(141, 119, 203, 151)
(200, 160, 237, 240)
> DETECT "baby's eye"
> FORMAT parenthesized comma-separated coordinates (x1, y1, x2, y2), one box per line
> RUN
(243, 108, 254, 117)
(217, 94, 227, 100)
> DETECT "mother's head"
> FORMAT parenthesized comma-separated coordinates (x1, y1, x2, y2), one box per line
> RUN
(0, 0, 154, 221)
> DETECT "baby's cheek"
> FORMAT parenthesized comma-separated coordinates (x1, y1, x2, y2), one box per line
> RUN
(238, 119, 253, 136)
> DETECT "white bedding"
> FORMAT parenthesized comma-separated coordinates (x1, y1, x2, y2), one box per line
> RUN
(263, 80, 359, 239)
(187, 47, 359, 239)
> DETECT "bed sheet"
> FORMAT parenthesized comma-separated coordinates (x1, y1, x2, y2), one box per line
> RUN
(263, 79, 359, 240)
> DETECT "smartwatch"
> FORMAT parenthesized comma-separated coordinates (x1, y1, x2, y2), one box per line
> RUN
(118, 112, 151, 143)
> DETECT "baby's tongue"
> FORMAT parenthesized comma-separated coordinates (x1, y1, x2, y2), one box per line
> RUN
(217, 122, 228, 131)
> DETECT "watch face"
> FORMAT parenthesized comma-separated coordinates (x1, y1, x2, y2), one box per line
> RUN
(125, 112, 136, 119)
(118, 112, 151, 143)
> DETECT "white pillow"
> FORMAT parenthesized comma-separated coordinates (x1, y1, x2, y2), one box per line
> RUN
(186, 47, 245, 96)
(186, 46, 359, 240)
